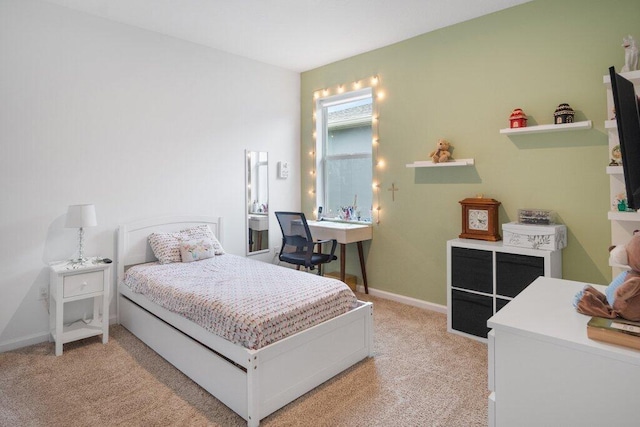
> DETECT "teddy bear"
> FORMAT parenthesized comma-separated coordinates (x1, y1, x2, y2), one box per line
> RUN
(573, 233, 640, 321)
(429, 139, 451, 163)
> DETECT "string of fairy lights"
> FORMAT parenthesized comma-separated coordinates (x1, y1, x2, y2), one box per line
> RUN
(310, 75, 385, 224)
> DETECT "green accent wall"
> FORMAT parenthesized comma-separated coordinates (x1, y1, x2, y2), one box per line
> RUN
(301, 0, 640, 305)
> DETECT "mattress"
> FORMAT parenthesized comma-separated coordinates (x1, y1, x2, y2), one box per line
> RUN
(122, 254, 358, 349)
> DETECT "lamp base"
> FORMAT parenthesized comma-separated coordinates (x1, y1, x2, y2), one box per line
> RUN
(67, 257, 91, 266)
(71, 227, 88, 266)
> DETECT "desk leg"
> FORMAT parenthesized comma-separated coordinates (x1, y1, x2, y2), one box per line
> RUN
(340, 244, 346, 282)
(357, 241, 369, 294)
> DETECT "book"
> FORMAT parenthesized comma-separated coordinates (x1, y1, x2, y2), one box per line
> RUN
(587, 316, 640, 351)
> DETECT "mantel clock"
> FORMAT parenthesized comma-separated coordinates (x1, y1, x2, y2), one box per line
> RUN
(459, 197, 501, 241)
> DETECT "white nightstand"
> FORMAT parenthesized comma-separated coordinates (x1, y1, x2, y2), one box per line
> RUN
(49, 259, 111, 356)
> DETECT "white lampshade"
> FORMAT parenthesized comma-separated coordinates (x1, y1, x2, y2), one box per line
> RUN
(65, 204, 97, 228)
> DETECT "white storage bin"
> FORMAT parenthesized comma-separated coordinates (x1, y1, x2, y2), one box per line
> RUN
(502, 222, 567, 250)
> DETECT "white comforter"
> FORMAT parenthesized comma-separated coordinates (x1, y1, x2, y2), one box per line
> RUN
(122, 254, 358, 349)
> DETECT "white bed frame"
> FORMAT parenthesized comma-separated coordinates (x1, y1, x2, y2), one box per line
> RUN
(116, 215, 373, 426)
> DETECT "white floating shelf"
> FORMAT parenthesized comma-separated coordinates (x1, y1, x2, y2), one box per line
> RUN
(499, 120, 592, 135)
(406, 158, 475, 168)
(603, 69, 640, 87)
(605, 120, 617, 129)
(609, 261, 630, 270)
(606, 165, 623, 175)
(608, 211, 640, 221)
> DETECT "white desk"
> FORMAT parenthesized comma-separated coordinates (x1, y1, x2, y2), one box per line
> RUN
(487, 277, 640, 426)
(307, 220, 372, 293)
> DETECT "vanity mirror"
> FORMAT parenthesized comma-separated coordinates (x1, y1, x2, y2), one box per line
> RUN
(246, 150, 269, 255)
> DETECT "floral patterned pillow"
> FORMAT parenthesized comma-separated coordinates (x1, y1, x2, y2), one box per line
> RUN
(148, 224, 225, 264)
(180, 224, 225, 255)
(179, 238, 215, 262)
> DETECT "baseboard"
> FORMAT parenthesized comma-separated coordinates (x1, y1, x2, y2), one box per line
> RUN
(0, 331, 50, 353)
(357, 285, 447, 314)
(0, 314, 120, 353)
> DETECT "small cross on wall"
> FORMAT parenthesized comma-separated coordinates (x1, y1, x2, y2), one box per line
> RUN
(388, 183, 399, 201)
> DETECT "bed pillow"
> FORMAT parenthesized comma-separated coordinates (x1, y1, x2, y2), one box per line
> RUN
(148, 231, 183, 264)
(179, 238, 216, 262)
(180, 224, 225, 255)
(149, 224, 224, 263)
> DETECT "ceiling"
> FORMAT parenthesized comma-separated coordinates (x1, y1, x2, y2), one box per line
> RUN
(42, 0, 532, 72)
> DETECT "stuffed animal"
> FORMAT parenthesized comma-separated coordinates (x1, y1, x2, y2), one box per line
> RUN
(429, 139, 451, 163)
(573, 233, 640, 321)
(622, 35, 639, 73)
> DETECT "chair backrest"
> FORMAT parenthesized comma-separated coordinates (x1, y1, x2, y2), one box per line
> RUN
(274, 212, 314, 251)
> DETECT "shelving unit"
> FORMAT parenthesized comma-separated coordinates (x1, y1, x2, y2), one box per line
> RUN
(406, 158, 474, 168)
(499, 120, 592, 135)
(604, 70, 640, 275)
(446, 239, 562, 342)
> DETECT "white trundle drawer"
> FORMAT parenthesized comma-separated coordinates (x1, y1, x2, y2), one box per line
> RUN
(63, 270, 103, 297)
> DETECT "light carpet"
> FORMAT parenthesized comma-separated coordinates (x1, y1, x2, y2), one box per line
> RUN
(0, 293, 488, 426)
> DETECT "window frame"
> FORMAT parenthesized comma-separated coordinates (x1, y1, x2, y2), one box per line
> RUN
(315, 87, 374, 221)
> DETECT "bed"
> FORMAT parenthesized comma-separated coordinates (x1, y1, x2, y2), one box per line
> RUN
(116, 215, 373, 426)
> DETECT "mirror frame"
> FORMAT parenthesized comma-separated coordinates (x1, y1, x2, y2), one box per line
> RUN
(245, 150, 270, 256)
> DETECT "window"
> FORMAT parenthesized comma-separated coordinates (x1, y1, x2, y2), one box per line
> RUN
(316, 88, 373, 222)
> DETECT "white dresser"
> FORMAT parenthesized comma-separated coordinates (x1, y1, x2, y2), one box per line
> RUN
(487, 277, 640, 427)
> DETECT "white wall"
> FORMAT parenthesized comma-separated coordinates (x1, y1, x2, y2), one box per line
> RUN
(0, 0, 301, 351)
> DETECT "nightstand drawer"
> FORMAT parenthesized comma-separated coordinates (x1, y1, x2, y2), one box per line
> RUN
(63, 271, 103, 297)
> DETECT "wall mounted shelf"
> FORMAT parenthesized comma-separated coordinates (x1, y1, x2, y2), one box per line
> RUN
(499, 120, 592, 135)
(607, 211, 640, 221)
(606, 165, 623, 175)
(605, 120, 617, 129)
(603, 69, 640, 87)
(609, 261, 630, 270)
(406, 158, 474, 168)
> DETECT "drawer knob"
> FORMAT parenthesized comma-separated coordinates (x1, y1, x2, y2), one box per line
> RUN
(81, 281, 87, 288)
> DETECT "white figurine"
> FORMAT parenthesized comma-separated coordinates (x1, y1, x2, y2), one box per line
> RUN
(622, 35, 639, 72)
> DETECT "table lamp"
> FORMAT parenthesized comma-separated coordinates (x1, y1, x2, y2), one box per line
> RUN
(65, 204, 97, 264)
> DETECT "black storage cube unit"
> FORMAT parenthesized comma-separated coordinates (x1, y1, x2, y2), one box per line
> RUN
(451, 247, 492, 293)
(451, 289, 493, 338)
(496, 298, 511, 312)
(496, 253, 544, 298)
